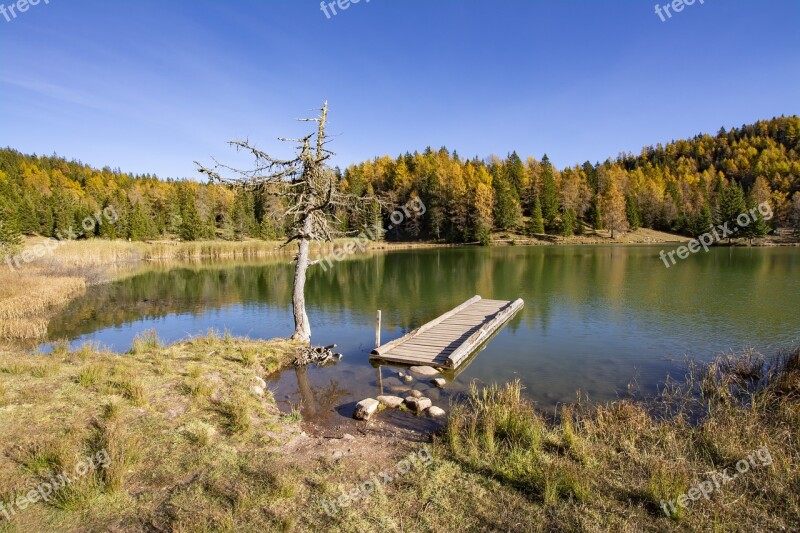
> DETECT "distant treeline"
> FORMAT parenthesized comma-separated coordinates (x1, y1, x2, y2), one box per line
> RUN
(1, 116, 799, 250)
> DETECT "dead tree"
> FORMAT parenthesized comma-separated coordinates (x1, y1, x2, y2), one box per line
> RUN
(196, 102, 370, 343)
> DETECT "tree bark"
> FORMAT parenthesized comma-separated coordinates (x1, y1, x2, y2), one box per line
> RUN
(291, 216, 313, 342)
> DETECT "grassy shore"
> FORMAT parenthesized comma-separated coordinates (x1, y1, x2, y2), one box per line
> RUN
(0, 333, 796, 531)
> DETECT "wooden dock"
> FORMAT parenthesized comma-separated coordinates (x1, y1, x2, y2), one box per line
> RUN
(370, 296, 524, 369)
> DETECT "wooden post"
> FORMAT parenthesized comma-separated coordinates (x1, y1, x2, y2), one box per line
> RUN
(375, 310, 382, 348)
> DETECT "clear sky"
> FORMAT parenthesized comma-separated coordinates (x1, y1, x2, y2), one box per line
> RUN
(1, 0, 798, 179)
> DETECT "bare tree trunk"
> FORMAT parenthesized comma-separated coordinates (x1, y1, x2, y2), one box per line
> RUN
(291, 216, 313, 342)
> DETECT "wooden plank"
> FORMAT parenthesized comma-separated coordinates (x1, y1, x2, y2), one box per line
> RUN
(371, 296, 481, 356)
(370, 295, 524, 370)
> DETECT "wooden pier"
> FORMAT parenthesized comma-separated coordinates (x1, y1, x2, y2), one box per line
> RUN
(370, 296, 524, 369)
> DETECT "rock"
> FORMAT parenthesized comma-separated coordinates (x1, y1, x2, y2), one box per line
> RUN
(383, 377, 403, 387)
(343, 433, 355, 440)
(403, 375, 414, 383)
(353, 398, 380, 420)
(404, 396, 432, 413)
(387, 385, 408, 394)
(376, 395, 405, 408)
(425, 388, 441, 401)
(426, 406, 446, 417)
(397, 371, 406, 378)
(332, 450, 344, 460)
(432, 377, 447, 388)
(409, 366, 440, 377)
(251, 385, 265, 396)
(254, 376, 267, 388)
(408, 390, 423, 398)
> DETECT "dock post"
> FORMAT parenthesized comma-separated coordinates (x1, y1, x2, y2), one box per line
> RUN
(375, 310, 381, 348)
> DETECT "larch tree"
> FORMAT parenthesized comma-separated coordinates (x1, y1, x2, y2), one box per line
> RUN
(601, 178, 629, 239)
(196, 102, 372, 343)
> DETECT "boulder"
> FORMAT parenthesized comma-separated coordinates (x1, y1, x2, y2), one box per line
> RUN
(404, 396, 432, 413)
(353, 398, 380, 420)
(426, 406, 446, 417)
(409, 366, 440, 377)
(376, 395, 404, 408)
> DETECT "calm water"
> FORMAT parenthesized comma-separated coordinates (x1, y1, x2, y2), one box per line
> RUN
(46, 245, 800, 426)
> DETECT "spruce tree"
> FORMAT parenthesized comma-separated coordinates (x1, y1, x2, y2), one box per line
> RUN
(561, 208, 576, 237)
(626, 194, 640, 231)
(540, 155, 559, 232)
(528, 195, 545, 235)
(716, 182, 746, 242)
(0, 210, 23, 255)
(179, 190, 203, 241)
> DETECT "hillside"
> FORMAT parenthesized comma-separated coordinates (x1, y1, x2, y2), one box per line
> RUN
(1, 116, 798, 251)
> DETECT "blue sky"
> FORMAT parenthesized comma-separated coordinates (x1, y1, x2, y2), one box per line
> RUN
(1, 0, 798, 179)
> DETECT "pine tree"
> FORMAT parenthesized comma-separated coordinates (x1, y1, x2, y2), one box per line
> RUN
(179, 190, 203, 241)
(492, 175, 521, 231)
(128, 202, 154, 240)
(589, 193, 603, 230)
(528, 195, 545, 235)
(716, 182, 746, 242)
(561, 208, 576, 237)
(690, 204, 713, 238)
(626, 194, 640, 231)
(540, 155, 559, 232)
(504, 151, 525, 198)
(792, 192, 800, 236)
(0, 210, 23, 255)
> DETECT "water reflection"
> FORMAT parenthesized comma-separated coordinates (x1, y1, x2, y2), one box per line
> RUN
(46, 246, 800, 419)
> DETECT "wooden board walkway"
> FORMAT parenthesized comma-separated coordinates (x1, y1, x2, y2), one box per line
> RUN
(370, 295, 524, 369)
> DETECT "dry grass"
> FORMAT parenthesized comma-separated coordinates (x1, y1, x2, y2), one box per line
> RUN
(0, 336, 794, 532)
(0, 334, 301, 532)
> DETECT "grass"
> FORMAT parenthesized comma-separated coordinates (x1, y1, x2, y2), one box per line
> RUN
(129, 329, 160, 354)
(0, 336, 795, 531)
(0, 333, 301, 531)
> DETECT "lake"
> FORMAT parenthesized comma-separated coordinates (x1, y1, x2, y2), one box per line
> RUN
(46, 245, 800, 427)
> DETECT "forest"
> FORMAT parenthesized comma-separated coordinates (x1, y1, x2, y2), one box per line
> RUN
(1, 115, 799, 252)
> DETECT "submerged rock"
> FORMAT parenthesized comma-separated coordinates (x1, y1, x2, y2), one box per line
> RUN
(432, 377, 447, 388)
(353, 398, 380, 420)
(408, 390, 424, 398)
(409, 366, 439, 377)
